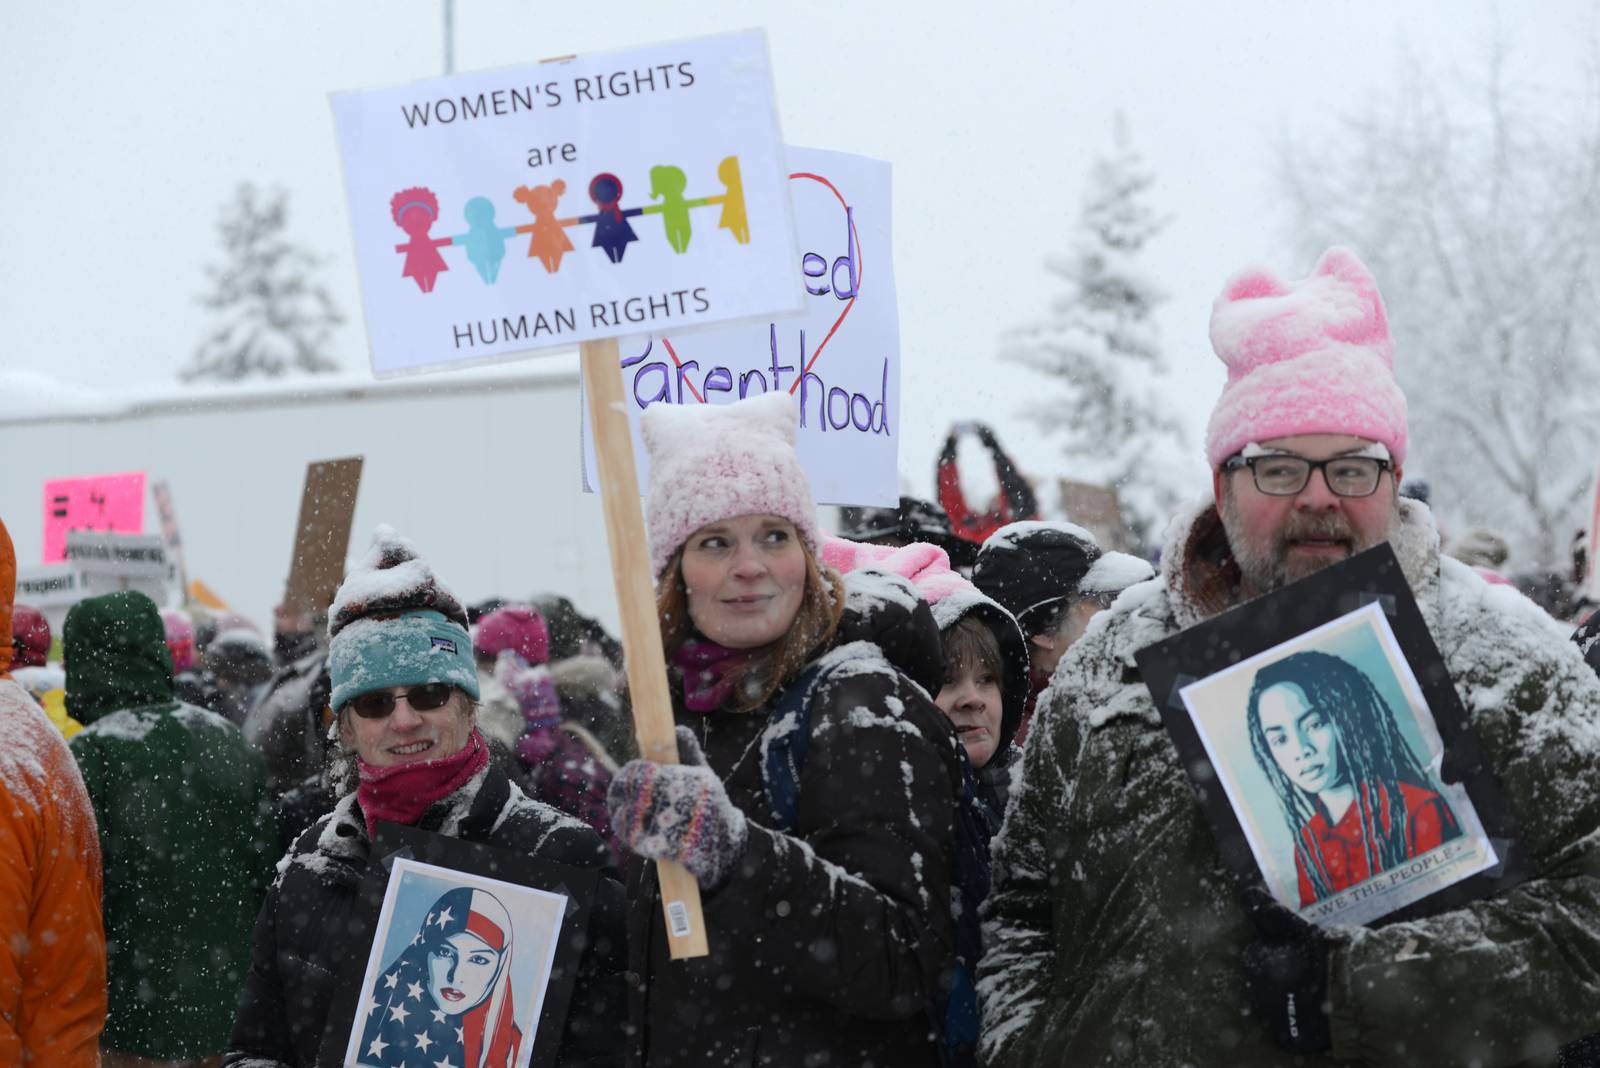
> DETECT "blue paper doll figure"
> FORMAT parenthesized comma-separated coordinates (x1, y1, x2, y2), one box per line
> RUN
(585, 173, 640, 264)
(455, 196, 519, 284)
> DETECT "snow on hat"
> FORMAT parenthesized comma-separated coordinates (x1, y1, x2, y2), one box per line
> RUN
(327, 526, 478, 710)
(1077, 551, 1156, 597)
(972, 521, 1101, 630)
(475, 604, 550, 666)
(642, 392, 819, 577)
(1205, 246, 1407, 468)
(12, 604, 50, 669)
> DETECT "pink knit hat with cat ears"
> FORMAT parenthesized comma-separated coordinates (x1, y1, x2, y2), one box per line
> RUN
(642, 392, 820, 577)
(1204, 247, 1408, 469)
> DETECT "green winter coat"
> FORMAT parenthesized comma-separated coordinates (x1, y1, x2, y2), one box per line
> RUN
(978, 501, 1600, 1068)
(65, 592, 278, 1060)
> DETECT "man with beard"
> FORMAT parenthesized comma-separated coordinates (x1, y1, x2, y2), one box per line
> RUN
(977, 248, 1600, 1066)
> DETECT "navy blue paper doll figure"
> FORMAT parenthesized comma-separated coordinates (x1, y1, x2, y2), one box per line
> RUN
(357, 886, 522, 1068)
(456, 196, 519, 284)
(586, 173, 639, 263)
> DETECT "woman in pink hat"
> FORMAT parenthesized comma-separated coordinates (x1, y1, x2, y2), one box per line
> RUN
(607, 392, 964, 1068)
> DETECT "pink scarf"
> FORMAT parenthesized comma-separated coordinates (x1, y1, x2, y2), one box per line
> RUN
(356, 729, 489, 839)
(671, 639, 753, 713)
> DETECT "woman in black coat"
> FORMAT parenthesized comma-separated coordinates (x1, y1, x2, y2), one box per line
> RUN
(224, 528, 626, 1067)
(607, 394, 963, 1067)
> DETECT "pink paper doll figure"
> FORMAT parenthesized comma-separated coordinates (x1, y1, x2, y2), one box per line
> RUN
(391, 187, 452, 293)
(512, 180, 575, 274)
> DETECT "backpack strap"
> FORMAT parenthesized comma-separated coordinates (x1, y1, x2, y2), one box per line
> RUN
(760, 661, 831, 831)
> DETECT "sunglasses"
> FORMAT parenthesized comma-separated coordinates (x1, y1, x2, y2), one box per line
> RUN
(346, 682, 456, 720)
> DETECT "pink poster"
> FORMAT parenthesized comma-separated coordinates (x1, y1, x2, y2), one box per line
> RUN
(42, 472, 146, 563)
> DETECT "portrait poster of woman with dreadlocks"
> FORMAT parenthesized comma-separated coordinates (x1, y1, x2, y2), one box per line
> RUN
(342, 858, 568, 1068)
(1176, 601, 1499, 928)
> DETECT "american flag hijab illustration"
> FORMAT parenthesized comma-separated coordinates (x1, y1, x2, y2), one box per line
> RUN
(359, 886, 521, 1068)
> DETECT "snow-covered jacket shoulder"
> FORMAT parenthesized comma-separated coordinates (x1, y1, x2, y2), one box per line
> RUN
(629, 568, 963, 1068)
(979, 498, 1600, 1068)
(226, 763, 626, 1068)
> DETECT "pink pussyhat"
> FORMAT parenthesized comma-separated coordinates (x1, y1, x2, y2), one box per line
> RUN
(1204, 247, 1408, 469)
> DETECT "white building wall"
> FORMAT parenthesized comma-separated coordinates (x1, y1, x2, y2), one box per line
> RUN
(0, 361, 626, 634)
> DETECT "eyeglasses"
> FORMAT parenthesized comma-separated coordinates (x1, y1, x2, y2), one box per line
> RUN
(346, 682, 455, 720)
(1224, 454, 1393, 498)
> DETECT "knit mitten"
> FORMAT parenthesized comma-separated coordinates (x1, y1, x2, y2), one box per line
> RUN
(607, 725, 748, 890)
(1241, 889, 1333, 1054)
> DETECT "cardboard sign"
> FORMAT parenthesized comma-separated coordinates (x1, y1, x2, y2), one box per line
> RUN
(331, 29, 801, 376)
(1135, 545, 1527, 929)
(282, 457, 364, 616)
(320, 824, 595, 1068)
(41, 471, 146, 563)
(1058, 479, 1134, 553)
(580, 146, 898, 506)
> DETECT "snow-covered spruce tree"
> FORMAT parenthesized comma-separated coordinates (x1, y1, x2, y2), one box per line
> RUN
(181, 182, 343, 382)
(1002, 116, 1186, 545)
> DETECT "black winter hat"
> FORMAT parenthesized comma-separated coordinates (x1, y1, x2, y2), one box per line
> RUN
(972, 521, 1102, 632)
(837, 496, 978, 568)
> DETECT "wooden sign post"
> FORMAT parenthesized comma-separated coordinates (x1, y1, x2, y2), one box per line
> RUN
(581, 337, 708, 958)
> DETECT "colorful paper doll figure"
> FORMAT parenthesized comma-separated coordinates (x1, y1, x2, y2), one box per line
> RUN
(714, 155, 750, 244)
(358, 887, 521, 1068)
(512, 180, 574, 274)
(455, 196, 519, 284)
(585, 172, 639, 264)
(391, 187, 453, 293)
(648, 165, 693, 253)
(1245, 650, 1463, 907)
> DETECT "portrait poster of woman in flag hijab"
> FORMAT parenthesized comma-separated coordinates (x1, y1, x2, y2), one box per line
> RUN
(343, 857, 567, 1068)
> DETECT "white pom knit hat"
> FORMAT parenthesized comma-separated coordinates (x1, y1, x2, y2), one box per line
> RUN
(642, 393, 820, 577)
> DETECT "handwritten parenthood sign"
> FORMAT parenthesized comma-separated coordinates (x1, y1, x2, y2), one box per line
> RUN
(581, 147, 899, 507)
(331, 29, 801, 376)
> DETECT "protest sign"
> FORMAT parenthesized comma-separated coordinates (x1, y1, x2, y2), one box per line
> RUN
(282, 457, 364, 617)
(320, 824, 595, 1068)
(41, 471, 146, 563)
(579, 146, 897, 505)
(64, 531, 176, 604)
(1135, 545, 1527, 929)
(150, 479, 191, 598)
(331, 28, 801, 376)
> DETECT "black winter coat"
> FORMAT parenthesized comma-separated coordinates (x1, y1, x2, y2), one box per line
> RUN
(224, 763, 627, 1067)
(626, 570, 964, 1068)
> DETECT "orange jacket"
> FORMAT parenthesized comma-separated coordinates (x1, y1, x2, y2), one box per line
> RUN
(0, 517, 107, 1065)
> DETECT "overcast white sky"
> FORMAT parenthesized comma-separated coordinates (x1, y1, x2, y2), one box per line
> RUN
(3, 0, 1595, 499)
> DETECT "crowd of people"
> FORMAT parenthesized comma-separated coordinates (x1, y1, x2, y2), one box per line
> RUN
(3, 245, 1598, 1066)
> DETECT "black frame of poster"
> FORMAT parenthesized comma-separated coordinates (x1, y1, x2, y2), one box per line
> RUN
(1133, 542, 1530, 928)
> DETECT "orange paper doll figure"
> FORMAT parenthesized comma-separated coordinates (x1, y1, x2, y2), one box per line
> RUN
(391, 187, 453, 293)
(714, 156, 749, 244)
(649, 165, 693, 253)
(512, 180, 574, 274)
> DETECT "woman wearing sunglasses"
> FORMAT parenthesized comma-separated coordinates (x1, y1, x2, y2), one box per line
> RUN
(224, 527, 625, 1068)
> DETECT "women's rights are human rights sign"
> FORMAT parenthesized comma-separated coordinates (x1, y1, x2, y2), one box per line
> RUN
(580, 147, 900, 509)
(331, 29, 802, 377)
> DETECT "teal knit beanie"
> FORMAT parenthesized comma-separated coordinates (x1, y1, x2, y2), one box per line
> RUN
(326, 526, 480, 710)
(328, 608, 479, 710)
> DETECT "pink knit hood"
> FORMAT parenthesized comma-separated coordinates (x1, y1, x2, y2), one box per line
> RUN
(1204, 246, 1408, 468)
(821, 535, 974, 605)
